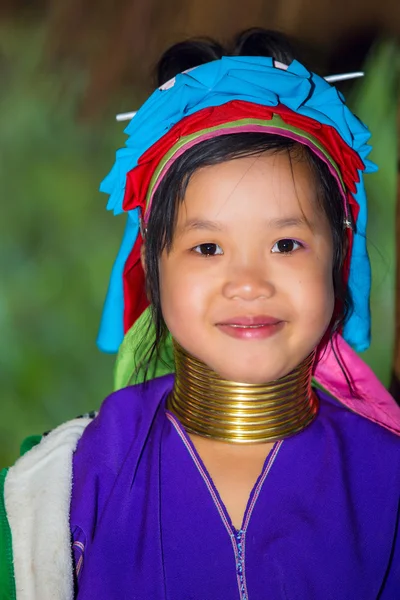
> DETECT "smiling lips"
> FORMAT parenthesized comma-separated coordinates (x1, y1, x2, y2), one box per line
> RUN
(216, 316, 284, 340)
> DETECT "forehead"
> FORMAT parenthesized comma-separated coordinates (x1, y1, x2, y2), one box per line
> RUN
(177, 151, 324, 226)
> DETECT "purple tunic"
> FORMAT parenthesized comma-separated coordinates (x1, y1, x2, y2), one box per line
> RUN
(70, 375, 400, 599)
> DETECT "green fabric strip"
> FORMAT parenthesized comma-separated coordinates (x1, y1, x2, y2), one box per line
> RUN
(114, 306, 174, 390)
(145, 114, 345, 210)
(20, 435, 43, 457)
(0, 468, 16, 600)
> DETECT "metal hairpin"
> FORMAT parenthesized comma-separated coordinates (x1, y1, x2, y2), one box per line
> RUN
(344, 218, 353, 230)
(139, 210, 147, 238)
(115, 71, 364, 122)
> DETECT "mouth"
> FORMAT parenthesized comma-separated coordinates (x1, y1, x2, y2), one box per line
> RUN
(216, 316, 284, 340)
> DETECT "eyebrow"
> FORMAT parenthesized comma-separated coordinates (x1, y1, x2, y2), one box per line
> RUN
(178, 215, 312, 234)
(267, 216, 313, 229)
(178, 219, 225, 234)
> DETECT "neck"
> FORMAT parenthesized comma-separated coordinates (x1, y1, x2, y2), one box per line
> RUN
(167, 343, 318, 444)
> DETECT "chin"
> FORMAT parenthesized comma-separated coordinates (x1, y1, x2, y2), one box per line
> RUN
(211, 360, 291, 384)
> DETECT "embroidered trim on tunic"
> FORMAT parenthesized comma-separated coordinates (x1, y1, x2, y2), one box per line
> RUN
(72, 540, 85, 578)
(167, 411, 283, 600)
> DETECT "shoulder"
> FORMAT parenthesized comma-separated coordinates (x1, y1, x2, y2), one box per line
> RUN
(73, 374, 174, 474)
(69, 375, 174, 575)
(317, 388, 400, 475)
(73, 375, 173, 486)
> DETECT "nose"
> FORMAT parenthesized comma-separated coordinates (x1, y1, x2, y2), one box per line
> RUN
(222, 263, 275, 301)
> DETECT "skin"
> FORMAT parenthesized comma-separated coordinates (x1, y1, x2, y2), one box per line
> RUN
(143, 150, 336, 529)
(158, 151, 335, 384)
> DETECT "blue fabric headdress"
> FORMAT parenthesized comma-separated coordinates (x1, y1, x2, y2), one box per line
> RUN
(98, 56, 376, 354)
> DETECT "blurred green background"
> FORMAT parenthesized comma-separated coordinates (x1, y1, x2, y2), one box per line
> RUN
(0, 10, 399, 466)
(1, 23, 125, 465)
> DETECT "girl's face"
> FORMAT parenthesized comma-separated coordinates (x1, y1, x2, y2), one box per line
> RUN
(158, 151, 335, 383)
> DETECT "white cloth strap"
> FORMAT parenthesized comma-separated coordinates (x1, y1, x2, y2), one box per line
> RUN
(4, 418, 92, 600)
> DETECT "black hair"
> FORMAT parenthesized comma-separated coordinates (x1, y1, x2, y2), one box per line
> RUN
(155, 38, 224, 86)
(140, 28, 353, 383)
(230, 28, 298, 63)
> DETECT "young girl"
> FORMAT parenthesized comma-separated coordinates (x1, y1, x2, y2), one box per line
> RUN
(2, 29, 400, 599)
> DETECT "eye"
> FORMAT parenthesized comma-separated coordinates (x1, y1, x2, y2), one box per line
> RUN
(271, 239, 303, 254)
(193, 243, 224, 256)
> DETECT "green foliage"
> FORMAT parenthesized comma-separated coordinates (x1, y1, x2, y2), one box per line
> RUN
(348, 40, 400, 385)
(0, 23, 129, 466)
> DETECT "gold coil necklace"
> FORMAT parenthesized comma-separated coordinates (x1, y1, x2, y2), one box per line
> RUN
(167, 342, 318, 444)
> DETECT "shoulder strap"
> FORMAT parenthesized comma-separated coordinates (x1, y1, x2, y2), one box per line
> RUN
(3, 417, 93, 600)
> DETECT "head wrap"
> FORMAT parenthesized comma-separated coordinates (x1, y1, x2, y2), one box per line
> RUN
(98, 56, 377, 354)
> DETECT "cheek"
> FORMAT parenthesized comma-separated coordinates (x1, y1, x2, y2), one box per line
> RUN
(294, 261, 335, 325)
(159, 258, 211, 334)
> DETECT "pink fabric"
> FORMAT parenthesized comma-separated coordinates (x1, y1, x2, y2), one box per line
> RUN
(314, 334, 400, 436)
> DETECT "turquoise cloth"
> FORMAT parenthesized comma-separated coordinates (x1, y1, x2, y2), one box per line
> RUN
(98, 56, 376, 354)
